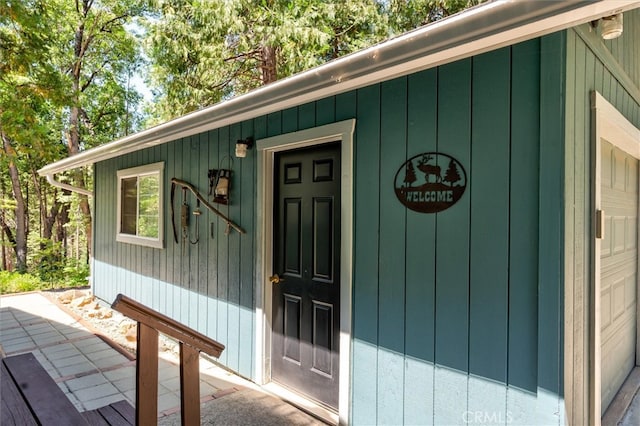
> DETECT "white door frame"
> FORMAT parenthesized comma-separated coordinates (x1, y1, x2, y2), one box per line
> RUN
(590, 91, 640, 425)
(254, 119, 355, 425)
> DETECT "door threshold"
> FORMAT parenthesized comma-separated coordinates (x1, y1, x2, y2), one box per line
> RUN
(262, 382, 338, 425)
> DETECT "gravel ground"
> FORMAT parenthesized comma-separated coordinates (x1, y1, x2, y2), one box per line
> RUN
(43, 288, 179, 357)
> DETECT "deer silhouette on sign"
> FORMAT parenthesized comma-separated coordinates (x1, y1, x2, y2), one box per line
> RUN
(417, 154, 442, 183)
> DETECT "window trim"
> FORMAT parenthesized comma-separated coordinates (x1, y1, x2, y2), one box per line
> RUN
(116, 162, 164, 248)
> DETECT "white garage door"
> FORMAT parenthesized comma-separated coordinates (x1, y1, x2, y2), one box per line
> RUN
(600, 140, 639, 412)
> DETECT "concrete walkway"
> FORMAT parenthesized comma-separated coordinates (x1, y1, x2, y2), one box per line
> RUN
(0, 292, 322, 424)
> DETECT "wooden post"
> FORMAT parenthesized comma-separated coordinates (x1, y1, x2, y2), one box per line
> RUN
(136, 323, 159, 426)
(180, 343, 200, 426)
(112, 294, 224, 426)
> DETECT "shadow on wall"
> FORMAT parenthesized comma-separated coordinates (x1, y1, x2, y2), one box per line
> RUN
(91, 260, 255, 378)
(351, 340, 562, 425)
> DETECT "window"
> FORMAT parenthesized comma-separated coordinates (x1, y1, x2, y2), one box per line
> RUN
(116, 162, 164, 248)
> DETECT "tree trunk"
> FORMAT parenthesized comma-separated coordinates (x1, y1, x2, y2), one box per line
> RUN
(261, 45, 278, 84)
(1, 229, 6, 271)
(67, 13, 93, 257)
(56, 203, 70, 250)
(0, 181, 12, 271)
(42, 189, 62, 242)
(1, 131, 27, 272)
(0, 181, 6, 270)
(0, 213, 16, 272)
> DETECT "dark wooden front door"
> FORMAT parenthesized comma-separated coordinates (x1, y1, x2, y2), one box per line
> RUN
(272, 142, 341, 409)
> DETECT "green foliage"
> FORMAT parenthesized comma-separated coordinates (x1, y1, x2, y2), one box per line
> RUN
(0, 0, 485, 286)
(144, 0, 390, 121)
(0, 270, 44, 294)
(0, 266, 88, 294)
(62, 261, 91, 287)
(386, 0, 487, 30)
(31, 238, 64, 282)
(143, 0, 486, 122)
(1, 0, 147, 278)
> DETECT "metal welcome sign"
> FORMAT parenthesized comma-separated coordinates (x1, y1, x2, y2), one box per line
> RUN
(394, 152, 467, 213)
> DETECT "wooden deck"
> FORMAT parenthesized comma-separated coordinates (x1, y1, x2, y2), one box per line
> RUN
(1, 352, 134, 426)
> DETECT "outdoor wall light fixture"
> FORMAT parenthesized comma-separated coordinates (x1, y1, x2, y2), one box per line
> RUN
(235, 137, 253, 158)
(208, 168, 231, 205)
(591, 13, 623, 40)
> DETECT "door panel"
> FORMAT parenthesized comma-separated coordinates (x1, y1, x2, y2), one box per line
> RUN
(600, 140, 638, 412)
(284, 199, 302, 275)
(284, 294, 302, 363)
(312, 301, 333, 376)
(272, 143, 341, 409)
(313, 197, 333, 281)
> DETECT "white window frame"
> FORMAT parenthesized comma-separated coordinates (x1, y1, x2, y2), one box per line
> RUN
(116, 162, 164, 248)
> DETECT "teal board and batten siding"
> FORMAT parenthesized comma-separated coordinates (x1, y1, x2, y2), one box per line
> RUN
(564, 8, 640, 426)
(352, 36, 566, 425)
(93, 36, 566, 423)
(94, 127, 258, 377)
(93, 96, 354, 379)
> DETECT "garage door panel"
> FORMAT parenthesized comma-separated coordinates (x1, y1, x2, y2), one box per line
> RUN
(602, 143, 613, 187)
(601, 288, 612, 330)
(613, 217, 627, 255)
(613, 150, 626, 190)
(602, 216, 613, 258)
(628, 159, 637, 192)
(600, 140, 638, 412)
(628, 220, 637, 250)
(613, 277, 627, 320)
(628, 274, 637, 308)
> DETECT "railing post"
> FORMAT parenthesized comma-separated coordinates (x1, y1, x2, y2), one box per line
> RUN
(112, 294, 224, 426)
(180, 343, 201, 426)
(136, 323, 159, 426)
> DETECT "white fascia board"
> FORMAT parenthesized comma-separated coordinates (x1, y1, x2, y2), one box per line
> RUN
(38, 0, 640, 176)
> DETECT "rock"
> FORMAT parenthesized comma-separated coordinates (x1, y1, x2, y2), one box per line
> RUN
(125, 326, 137, 342)
(119, 323, 134, 334)
(58, 291, 75, 304)
(58, 289, 86, 304)
(73, 296, 94, 308)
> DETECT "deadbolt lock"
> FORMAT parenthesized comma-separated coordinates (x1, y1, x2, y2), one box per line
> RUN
(269, 274, 285, 284)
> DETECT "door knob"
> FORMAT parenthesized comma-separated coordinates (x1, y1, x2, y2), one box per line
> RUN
(269, 274, 285, 284)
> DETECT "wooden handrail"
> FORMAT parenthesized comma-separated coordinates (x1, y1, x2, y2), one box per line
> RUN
(112, 294, 225, 426)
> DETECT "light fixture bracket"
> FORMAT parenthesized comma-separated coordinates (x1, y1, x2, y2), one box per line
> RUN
(235, 137, 253, 158)
(600, 13, 623, 40)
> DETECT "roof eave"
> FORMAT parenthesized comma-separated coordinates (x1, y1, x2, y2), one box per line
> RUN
(38, 0, 640, 176)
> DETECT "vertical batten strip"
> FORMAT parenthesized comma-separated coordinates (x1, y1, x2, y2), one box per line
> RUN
(217, 127, 230, 367)
(403, 69, 438, 425)
(538, 32, 566, 425)
(468, 46, 511, 423)
(351, 85, 381, 425)
(227, 123, 242, 372)
(377, 77, 408, 423)
(206, 130, 219, 345)
(434, 58, 472, 425)
(239, 119, 255, 378)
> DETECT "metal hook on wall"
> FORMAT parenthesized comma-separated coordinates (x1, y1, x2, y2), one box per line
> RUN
(171, 178, 245, 239)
